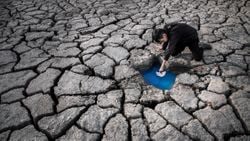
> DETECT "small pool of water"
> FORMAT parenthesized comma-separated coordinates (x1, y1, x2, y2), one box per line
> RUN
(140, 64, 176, 90)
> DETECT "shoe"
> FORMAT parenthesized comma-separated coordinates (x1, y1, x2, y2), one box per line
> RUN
(199, 42, 212, 50)
(194, 48, 203, 61)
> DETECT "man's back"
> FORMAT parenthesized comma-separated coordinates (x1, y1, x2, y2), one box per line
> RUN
(164, 23, 198, 43)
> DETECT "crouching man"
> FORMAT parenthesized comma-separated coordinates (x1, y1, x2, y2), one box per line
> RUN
(152, 23, 204, 73)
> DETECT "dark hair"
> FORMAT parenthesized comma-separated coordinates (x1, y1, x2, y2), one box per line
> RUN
(152, 29, 166, 43)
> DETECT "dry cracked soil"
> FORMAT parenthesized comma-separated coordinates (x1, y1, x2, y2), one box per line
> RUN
(0, 0, 249, 141)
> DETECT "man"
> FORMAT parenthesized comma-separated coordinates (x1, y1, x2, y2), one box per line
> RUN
(152, 23, 204, 73)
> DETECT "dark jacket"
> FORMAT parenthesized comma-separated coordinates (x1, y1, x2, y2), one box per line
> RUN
(163, 23, 198, 60)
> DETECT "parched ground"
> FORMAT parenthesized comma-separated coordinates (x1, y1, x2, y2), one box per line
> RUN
(0, 0, 249, 140)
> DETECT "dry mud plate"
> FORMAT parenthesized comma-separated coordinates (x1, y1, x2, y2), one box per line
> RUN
(0, 0, 250, 140)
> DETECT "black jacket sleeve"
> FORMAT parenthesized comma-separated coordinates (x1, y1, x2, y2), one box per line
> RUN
(163, 33, 179, 60)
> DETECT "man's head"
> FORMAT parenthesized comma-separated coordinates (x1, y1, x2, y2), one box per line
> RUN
(152, 29, 168, 44)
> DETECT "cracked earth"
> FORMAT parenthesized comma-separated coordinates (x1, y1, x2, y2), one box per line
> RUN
(0, 0, 250, 140)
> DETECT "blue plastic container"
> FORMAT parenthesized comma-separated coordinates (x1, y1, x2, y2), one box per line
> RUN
(140, 64, 176, 90)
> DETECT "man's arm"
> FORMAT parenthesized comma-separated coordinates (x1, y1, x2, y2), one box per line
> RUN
(163, 33, 179, 60)
(159, 59, 167, 72)
(159, 33, 179, 72)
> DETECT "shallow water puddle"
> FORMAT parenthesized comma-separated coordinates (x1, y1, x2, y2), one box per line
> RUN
(140, 64, 176, 90)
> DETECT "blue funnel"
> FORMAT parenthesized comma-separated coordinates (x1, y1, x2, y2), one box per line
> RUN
(140, 64, 176, 90)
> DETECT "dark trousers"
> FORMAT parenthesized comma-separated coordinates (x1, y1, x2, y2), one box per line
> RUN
(172, 38, 203, 61)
